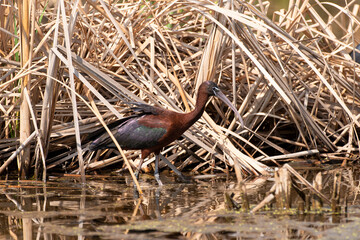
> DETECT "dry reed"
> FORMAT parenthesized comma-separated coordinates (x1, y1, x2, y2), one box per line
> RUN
(0, 0, 359, 181)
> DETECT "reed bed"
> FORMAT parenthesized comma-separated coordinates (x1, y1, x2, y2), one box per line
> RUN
(0, 0, 360, 181)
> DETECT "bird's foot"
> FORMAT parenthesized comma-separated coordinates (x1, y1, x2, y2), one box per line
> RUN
(155, 173, 163, 186)
(178, 173, 192, 183)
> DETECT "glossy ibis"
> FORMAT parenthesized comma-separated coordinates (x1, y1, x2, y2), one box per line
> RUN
(89, 81, 244, 185)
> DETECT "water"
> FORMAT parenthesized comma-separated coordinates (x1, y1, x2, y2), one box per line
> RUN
(0, 172, 360, 239)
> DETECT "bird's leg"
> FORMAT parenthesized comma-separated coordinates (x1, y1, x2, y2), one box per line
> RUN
(134, 158, 144, 179)
(159, 154, 190, 182)
(154, 154, 163, 186)
(133, 158, 144, 188)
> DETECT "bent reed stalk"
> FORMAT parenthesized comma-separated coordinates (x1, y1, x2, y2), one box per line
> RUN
(0, 0, 359, 181)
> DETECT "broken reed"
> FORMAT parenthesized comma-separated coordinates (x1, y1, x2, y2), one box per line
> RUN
(0, 1, 359, 180)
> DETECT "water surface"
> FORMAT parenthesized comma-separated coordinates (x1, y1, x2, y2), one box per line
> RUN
(0, 173, 359, 239)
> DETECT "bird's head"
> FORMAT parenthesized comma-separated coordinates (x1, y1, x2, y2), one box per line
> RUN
(204, 81, 221, 96)
(202, 81, 244, 128)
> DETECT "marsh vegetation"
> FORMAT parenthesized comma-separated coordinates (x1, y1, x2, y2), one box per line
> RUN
(0, 0, 360, 238)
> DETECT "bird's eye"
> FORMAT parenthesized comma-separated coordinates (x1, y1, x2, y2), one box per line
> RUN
(212, 86, 219, 94)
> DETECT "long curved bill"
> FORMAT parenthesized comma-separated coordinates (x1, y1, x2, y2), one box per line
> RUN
(215, 90, 245, 128)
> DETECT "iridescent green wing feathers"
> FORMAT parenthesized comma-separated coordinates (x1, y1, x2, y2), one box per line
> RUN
(89, 115, 167, 151)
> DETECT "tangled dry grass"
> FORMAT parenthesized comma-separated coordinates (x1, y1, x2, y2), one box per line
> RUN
(0, 0, 360, 182)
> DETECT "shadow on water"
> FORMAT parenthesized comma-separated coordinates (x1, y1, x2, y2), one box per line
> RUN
(1, 168, 360, 239)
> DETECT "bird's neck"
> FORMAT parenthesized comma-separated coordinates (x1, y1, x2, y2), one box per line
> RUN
(183, 90, 209, 128)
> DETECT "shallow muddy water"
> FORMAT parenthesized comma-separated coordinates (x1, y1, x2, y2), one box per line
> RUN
(0, 172, 360, 239)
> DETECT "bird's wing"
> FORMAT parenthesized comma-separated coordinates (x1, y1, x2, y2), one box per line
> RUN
(128, 102, 163, 115)
(114, 117, 167, 149)
(89, 116, 167, 151)
(86, 115, 138, 142)
(89, 102, 167, 151)
(88, 102, 158, 142)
